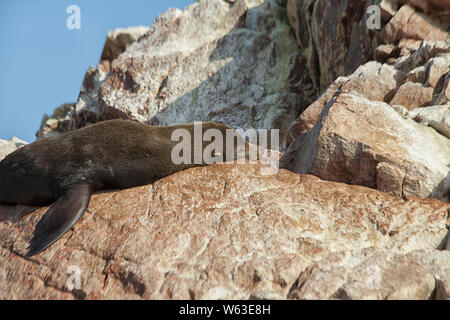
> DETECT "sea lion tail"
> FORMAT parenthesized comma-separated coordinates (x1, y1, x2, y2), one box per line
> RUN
(26, 184, 92, 256)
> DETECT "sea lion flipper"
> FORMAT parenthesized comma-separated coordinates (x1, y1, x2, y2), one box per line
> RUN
(26, 184, 92, 256)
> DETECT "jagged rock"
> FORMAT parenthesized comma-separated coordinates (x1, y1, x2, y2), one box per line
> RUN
(390, 82, 434, 109)
(5, 0, 450, 301)
(288, 248, 436, 299)
(374, 44, 400, 62)
(396, 0, 450, 25)
(284, 25, 449, 201)
(407, 250, 450, 300)
(398, 38, 423, 56)
(286, 61, 404, 144)
(35, 26, 150, 139)
(100, 26, 150, 63)
(406, 65, 427, 83)
(408, 105, 450, 138)
(286, 0, 448, 95)
(379, 0, 399, 23)
(58, 0, 312, 149)
(0, 164, 449, 299)
(395, 40, 450, 73)
(0, 138, 27, 161)
(36, 103, 75, 139)
(425, 54, 450, 88)
(436, 72, 450, 105)
(393, 44, 450, 108)
(69, 65, 109, 131)
(286, 0, 375, 93)
(282, 91, 450, 201)
(376, 5, 448, 45)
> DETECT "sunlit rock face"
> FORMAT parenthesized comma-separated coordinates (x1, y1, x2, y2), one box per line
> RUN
(285, 1, 449, 202)
(5, 0, 450, 300)
(1, 164, 449, 299)
(0, 138, 27, 161)
(39, 0, 313, 149)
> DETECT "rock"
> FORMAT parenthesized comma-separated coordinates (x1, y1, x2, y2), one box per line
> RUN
(396, 0, 450, 25)
(288, 248, 436, 300)
(425, 54, 450, 88)
(69, 65, 109, 131)
(390, 82, 434, 109)
(6, 0, 450, 300)
(36, 26, 151, 140)
(286, 0, 375, 92)
(60, 0, 311, 149)
(374, 44, 400, 62)
(100, 26, 150, 63)
(36, 103, 75, 139)
(341, 61, 405, 103)
(407, 250, 450, 300)
(395, 40, 450, 73)
(379, 0, 399, 23)
(284, 18, 449, 201)
(0, 137, 27, 161)
(398, 38, 423, 56)
(282, 91, 450, 201)
(436, 72, 450, 105)
(0, 164, 448, 299)
(376, 162, 405, 197)
(376, 5, 449, 45)
(287, 61, 404, 144)
(391, 43, 450, 108)
(406, 65, 427, 83)
(408, 105, 450, 138)
(286, 0, 447, 94)
(286, 77, 349, 142)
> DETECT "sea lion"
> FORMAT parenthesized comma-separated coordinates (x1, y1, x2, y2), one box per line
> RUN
(0, 119, 251, 256)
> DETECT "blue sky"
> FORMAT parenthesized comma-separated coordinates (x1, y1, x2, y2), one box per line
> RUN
(0, 0, 194, 142)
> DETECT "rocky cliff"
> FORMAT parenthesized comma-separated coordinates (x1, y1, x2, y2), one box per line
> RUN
(38, 0, 315, 149)
(1, 0, 450, 299)
(0, 137, 27, 161)
(1, 164, 449, 299)
(284, 0, 449, 202)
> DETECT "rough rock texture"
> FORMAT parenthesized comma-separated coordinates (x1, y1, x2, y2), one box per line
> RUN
(390, 82, 434, 109)
(375, 4, 449, 45)
(5, 0, 450, 300)
(286, 0, 376, 93)
(36, 103, 75, 139)
(284, 1, 450, 201)
(100, 26, 150, 63)
(36, 26, 151, 140)
(286, 0, 449, 94)
(407, 105, 450, 138)
(437, 72, 450, 105)
(397, 0, 450, 25)
(0, 164, 449, 299)
(286, 61, 403, 142)
(283, 91, 450, 202)
(288, 248, 437, 300)
(39, 0, 313, 148)
(407, 250, 450, 300)
(0, 138, 27, 161)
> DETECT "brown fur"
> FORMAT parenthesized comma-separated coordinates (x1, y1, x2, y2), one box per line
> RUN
(0, 119, 251, 255)
(0, 119, 248, 205)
